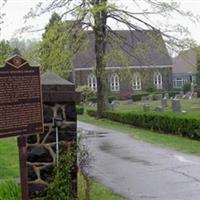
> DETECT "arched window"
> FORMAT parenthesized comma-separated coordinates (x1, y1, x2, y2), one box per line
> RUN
(132, 73, 141, 90)
(110, 74, 120, 92)
(88, 74, 97, 91)
(154, 72, 162, 89)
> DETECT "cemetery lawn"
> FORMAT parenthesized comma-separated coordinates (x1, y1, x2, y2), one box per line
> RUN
(112, 99, 200, 118)
(78, 113, 200, 156)
(0, 139, 124, 200)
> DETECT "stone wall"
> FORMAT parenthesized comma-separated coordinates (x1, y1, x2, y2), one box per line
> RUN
(26, 72, 80, 199)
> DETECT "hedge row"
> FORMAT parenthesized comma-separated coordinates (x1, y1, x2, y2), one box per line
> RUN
(86, 109, 200, 140)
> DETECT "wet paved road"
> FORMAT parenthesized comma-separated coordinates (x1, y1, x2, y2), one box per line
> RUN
(78, 121, 200, 200)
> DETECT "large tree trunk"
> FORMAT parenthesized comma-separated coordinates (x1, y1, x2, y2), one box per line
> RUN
(93, 0, 107, 118)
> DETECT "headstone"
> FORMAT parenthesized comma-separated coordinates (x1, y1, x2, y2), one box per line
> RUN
(141, 96, 148, 101)
(180, 91, 184, 97)
(148, 95, 153, 101)
(143, 104, 150, 112)
(127, 99, 133, 104)
(164, 93, 169, 99)
(192, 92, 198, 98)
(161, 98, 168, 107)
(112, 100, 120, 106)
(172, 99, 181, 112)
(153, 94, 162, 101)
(155, 106, 164, 112)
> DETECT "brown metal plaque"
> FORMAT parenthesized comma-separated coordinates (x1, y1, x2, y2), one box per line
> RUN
(0, 55, 43, 138)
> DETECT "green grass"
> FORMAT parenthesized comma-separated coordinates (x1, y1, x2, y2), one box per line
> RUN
(79, 113, 200, 156)
(86, 98, 200, 118)
(0, 138, 124, 200)
(78, 173, 124, 200)
(0, 138, 19, 179)
(114, 99, 200, 118)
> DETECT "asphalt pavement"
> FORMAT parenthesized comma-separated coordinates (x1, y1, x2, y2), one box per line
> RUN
(78, 121, 200, 200)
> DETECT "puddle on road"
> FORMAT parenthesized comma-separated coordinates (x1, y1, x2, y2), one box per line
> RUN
(100, 141, 152, 166)
(78, 129, 108, 138)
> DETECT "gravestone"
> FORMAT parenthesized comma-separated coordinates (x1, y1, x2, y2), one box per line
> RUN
(155, 106, 164, 112)
(27, 72, 80, 199)
(192, 92, 198, 98)
(148, 95, 153, 101)
(112, 100, 120, 106)
(153, 94, 162, 101)
(141, 96, 148, 101)
(172, 99, 181, 112)
(161, 98, 168, 107)
(164, 93, 169, 99)
(143, 104, 150, 112)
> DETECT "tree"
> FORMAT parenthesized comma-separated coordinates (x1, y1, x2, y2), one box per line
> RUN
(39, 12, 83, 77)
(25, 0, 198, 118)
(0, 40, 13, 65)
(9, 38, 41, 65)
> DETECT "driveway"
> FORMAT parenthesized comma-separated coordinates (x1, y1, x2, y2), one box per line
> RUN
(78, 121, 200, 200)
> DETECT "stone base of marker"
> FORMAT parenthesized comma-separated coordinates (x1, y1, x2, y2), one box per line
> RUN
(27, 103, 77, 199)
(26, 72, 80, 199)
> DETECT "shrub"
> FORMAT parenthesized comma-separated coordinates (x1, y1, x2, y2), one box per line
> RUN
(131, 92, 150, 101)
(87, 109, 200, 140)
(108, 96, 117, 103)
(76, 106, 84, 115)
(44, 150, 76, 200)
(76, 85, 95, 103)
(168, 91, 180, 98)
(87, 96, 97, 103)
(183, 82, 191, 94)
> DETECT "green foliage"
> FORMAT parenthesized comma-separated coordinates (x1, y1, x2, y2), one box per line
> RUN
(9, 38, 41, 65)
(76, 106, 84, 115)
(0, 40, 13, 65)
(87, 96, 97, 103)
(76, 85, 95, 103)
(44, 150, 76, 200)
(183, 82, 191, 93)
(131, 92, 150, 101)
(40, 13, 81, 77)
(145, 86, 155, 93)
(0, 180, 21, 200)
(108, 96, 117, 103)
(87, 109, 200, 140)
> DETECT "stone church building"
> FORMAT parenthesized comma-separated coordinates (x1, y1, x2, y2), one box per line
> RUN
(73, 30, 173, 97)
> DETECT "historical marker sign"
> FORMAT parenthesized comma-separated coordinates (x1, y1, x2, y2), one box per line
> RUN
(0, 54, 43, 138)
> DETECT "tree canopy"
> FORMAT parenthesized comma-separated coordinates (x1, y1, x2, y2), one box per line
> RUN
(39, 12, 83, 77)
(0, 40, 13, 65)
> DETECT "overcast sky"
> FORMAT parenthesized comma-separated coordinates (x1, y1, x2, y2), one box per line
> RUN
(1, 0, 200, 44)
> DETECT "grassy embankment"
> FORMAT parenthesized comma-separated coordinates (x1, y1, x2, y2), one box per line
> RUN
(78, 113, 200, 156)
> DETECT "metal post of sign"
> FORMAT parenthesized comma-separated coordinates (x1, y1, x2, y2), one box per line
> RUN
(17, 136, 29, 200)
(56, 126, 59, 167)
(53, 116, 63, 168)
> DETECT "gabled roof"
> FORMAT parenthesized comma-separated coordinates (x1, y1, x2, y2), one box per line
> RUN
(173, 49, 197, 74)
(73, 30, 172, 69)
